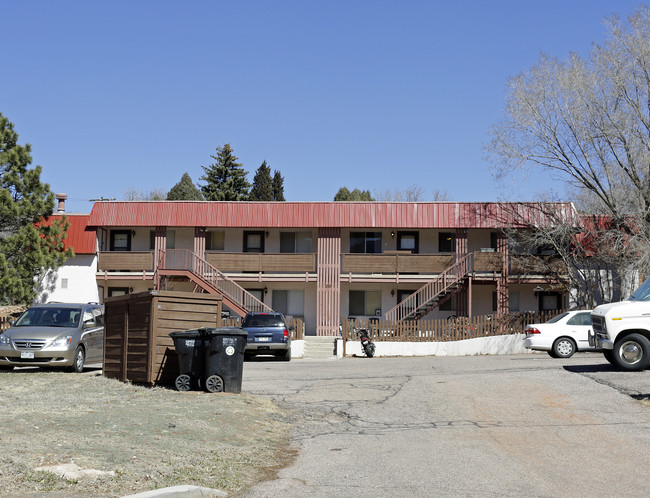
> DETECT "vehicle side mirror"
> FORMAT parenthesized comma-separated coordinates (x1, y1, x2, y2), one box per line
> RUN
(83, 319, 97, 329)
(289, 326, 295, 331)
(8, 319, 16, 326)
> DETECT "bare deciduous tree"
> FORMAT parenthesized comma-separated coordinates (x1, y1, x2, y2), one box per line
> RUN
(485, 6, 650, 298)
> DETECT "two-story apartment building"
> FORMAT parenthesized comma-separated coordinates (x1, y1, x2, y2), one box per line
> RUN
(82, 200, 577, 335)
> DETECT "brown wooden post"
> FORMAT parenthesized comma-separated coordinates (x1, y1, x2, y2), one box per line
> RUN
(194, 227, 206, 260)
(317, 228, 341, 336)
(496, 232, 509, 316)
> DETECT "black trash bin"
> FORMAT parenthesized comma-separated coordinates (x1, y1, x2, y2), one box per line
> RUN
(169, 329, 208, 391)
(203, 327, 248, 393)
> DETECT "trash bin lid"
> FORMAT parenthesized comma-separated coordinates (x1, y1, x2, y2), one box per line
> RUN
(169, 329, 206, 339)
(201, 327, 248, 336)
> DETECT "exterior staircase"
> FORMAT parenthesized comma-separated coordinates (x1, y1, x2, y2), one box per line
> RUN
(155, 249, 272, 317)
(385, 253, 474, 321)
(302, 336, 337, 359)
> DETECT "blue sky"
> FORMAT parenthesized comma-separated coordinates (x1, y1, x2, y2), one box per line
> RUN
(2, 1, 645, 213)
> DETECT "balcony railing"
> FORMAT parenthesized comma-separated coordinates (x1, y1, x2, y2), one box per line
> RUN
(98, 251, 154, 272)
(205, 252, 316, 273)
(341, 253, 454, 274)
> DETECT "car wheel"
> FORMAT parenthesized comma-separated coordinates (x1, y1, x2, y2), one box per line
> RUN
(547, 350, 558, 358)
(602, 349, 615, 365)
(70, 345, 85, 373)
(613, 333, 650, 371)
(552, 338, 576, 358)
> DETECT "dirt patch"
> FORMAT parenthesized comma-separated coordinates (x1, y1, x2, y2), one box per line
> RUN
(0, 369, 295, 497)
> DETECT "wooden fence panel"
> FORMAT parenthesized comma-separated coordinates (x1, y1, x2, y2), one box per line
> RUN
(342, 310, 567, 343)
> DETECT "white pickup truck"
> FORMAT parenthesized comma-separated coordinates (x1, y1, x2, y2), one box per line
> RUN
(590, 278, 650, 371)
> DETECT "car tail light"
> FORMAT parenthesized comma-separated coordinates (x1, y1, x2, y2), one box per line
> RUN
(527, 327, 541, 334)
(283, 329, 289, 339)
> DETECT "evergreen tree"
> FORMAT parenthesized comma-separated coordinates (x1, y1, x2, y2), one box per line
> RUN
(334, 187, 374, 201)
(272, 170, 285, 201)
(249, 161, 273, 201)
(0, 113, 72, 305)
(200, 144, 250, 201)
(167, 172, 204, 200)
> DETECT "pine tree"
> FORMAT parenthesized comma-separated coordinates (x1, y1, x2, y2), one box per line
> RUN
(0, 113, 72, 305)
(167, 172, 204, 200)
(200, 144, 250, 201)
(249, 161, 273, 201)
(334, 187, 375, 201)
(272, 170, 286, 201)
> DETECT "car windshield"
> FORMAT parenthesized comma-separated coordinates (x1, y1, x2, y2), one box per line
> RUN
(242, 314, 285, 327)
(545, 312, 570, 324)
(14, 307, 82, 328)
(629, 278, 650, 301)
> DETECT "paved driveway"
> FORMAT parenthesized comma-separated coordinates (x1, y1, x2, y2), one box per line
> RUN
(241, 353, 650, 497)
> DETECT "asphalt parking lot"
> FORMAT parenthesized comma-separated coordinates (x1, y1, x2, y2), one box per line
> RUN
(240, 352, 650, 497)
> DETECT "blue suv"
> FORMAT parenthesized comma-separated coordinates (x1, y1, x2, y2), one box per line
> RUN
(242, 312, 292, 361)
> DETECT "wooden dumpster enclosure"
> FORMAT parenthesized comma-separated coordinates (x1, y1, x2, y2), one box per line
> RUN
(103, 290, 222, 385)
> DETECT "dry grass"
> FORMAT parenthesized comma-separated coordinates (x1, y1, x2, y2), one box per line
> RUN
(0, 369, 295, 497)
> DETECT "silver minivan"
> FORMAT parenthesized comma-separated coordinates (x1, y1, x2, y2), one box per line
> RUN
(0, 303, 104, 372)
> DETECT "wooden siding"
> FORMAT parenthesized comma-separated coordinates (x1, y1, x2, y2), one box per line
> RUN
(317, 228, 341, 336)
(205, 252, 316, 272)
(103, 290, 222, 386)
(341, 253, 454, 274)
(98, 251, 154, 271)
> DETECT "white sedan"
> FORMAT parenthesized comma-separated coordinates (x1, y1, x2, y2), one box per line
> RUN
(523, 310, 596, 358)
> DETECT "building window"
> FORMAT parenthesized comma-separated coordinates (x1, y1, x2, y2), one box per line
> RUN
(247, 288, 264, 303)
(438, 232, 455, 252)
(350, 232, 382, 253)
(280, 232, 312, 253)
(540, 293, 561, 310)
(60, 278, 68, 289)
(244, 231, 265, 253)
(149, 230, 176, 250)
(397, 290, 416, 314)
(108, 287, 129, 297)
(110, 230, 131, 251)
(272, 290, 305, 317)
(491, 232, 499, 250)
(492, 291, 521, 312)
(397, 232, 419, 253)
(349, 290, 381, 316)
(206, 231, 225, 251)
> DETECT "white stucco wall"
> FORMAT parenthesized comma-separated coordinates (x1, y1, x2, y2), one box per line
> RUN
(36, 255, 100, 304)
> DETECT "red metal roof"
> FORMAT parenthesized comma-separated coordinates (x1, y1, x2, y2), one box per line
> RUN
(87, 201, 579, 229)
(41, 214, 96, 254)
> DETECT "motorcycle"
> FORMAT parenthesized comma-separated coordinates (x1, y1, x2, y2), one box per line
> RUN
(359, 328, 375, 358)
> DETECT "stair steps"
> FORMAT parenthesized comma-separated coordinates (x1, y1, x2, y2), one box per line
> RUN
(302, 336, 337, 358)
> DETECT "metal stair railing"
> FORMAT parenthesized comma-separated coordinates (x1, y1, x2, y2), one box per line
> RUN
(385, 252, 474, 322)
(158, 249, 273, 314)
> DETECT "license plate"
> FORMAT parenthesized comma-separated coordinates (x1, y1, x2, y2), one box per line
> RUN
(21, 351, 34, 359)
(257, 337, 271, 342)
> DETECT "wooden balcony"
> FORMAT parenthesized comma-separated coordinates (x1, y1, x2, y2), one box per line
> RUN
(341, 253, 454, 274)
(98, 251, 154, 272)
(473, 251, 503, 272)
(205, 252, 316, 273)
(510, 254, 568, 276)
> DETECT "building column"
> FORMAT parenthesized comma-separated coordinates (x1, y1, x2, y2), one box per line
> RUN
(154, 227, 167, 270)
(317, 228, 341, 336)
(496, 232, 509, 314)
(455, 229, 469, 316)
(194, 227, 206, 259)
